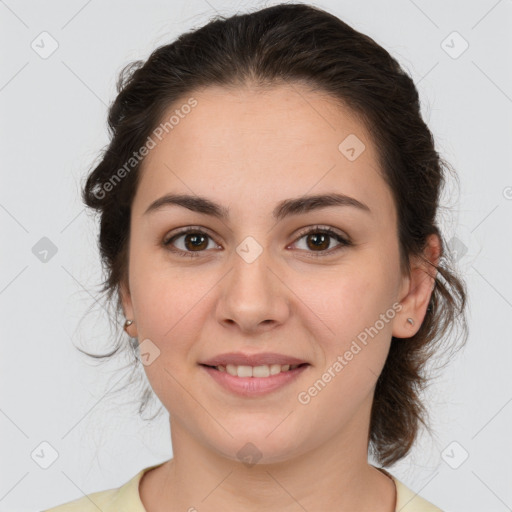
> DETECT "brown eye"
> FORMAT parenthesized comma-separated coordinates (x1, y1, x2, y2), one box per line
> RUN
(304, 232, 331, 251)
(182, 232, 209, 251)
(292, 227, 352, 257)
(163, 228, 218, 256)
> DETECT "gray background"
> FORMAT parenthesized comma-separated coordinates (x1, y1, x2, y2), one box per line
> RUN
(1, 0, 511, 511)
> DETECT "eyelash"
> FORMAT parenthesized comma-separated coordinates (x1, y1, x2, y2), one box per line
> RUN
(162, 225, 352, 258)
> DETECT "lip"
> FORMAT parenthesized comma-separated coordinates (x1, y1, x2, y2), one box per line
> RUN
(200, 364, 309, 397)
(199, 352, 308, 367)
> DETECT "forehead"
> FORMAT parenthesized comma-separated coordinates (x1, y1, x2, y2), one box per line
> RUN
(133, 83, 395, 226)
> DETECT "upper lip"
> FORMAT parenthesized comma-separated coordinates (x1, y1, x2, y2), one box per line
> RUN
(199, 352, 309, 367)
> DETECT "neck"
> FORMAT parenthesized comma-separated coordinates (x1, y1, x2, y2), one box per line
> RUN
(140, 411, 396, 512)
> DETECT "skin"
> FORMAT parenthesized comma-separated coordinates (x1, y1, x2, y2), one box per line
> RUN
(120, 83, 440, 512)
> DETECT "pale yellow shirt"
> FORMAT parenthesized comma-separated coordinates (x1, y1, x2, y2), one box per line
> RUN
(43, 463, 442, 511)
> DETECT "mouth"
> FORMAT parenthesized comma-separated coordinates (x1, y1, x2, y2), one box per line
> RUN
(199, 362, 309, 378)
(199, 362, 310, 396)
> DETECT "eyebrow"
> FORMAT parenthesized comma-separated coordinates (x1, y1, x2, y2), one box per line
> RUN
(143, 192, 372, 220)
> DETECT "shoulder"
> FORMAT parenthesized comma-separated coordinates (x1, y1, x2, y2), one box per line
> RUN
(390, 473, 443, 511)
(42, 463, 164, 512)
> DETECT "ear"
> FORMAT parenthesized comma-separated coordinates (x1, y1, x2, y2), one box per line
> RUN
(393, 233, 441, 339)
(120, 279, 138, 338)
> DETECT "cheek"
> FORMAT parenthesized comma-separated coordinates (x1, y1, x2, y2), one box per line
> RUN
(131, 273, 203, 344)
(304, 265, 393, 336)
(295, 259, 396, 381)
(129, 257, 219, 377)
(128, 237, 200, 336)
(293, 269, 394, 426)
(128, 266, 206, 411)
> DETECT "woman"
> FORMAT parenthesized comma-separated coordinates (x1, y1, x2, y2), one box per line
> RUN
(44, 3, 467, 511)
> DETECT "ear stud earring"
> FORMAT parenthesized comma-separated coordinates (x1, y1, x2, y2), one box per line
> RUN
(124, 319, 134, 332)
(407, 318, 414, 326)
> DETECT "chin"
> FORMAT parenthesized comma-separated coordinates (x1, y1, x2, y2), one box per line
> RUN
(210, 427, 306, 466)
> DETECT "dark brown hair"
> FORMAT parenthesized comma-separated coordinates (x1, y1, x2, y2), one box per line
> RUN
(80, 2, 468, 467)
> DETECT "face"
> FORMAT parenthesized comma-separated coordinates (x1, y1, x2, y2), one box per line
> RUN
(120, 83, 427, 464)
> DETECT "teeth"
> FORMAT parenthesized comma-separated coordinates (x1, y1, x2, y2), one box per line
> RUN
(236, 365, 252, 378)
(252, 365, 269, 377)
(269, 364, 282, 375)
(221, 363, 301, 377)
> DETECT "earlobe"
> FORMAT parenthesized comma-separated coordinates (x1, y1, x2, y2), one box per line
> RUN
(123, 319, 136, 336)
(393, 234, 441, 339)
(119, 280, 137, 337)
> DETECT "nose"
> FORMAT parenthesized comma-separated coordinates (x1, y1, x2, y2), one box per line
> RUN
(215, 247, 291, 335)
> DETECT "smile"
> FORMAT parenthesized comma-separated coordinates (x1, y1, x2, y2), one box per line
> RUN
(200, 363, 310, 396)
(204, 363, 306, 377)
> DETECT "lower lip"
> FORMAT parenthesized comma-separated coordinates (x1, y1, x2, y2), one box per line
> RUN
(200, 364, 309, 397)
